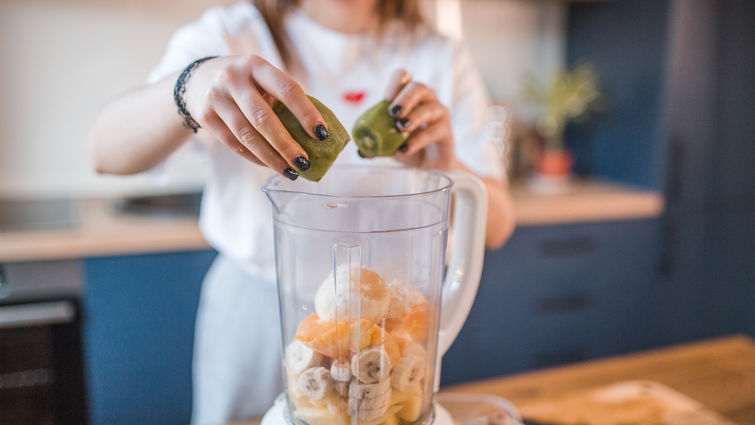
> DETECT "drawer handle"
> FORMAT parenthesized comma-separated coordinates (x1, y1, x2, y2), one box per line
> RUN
(535, 292, 592, 314)
(0, 301, 75, 329)
(538, 236, 597, 257)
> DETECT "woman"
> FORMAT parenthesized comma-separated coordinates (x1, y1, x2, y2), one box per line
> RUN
(88, 0, 515, 422)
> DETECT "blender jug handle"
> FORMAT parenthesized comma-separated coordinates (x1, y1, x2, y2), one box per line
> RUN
(436, 171, 488, 390)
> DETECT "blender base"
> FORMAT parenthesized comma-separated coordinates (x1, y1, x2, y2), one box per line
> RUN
(260, 393, 455, 425)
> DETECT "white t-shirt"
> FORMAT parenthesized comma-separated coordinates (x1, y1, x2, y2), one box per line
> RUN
(148, 2, 502, 281)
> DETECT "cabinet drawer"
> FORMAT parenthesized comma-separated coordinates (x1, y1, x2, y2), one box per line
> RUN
(442, 220, 661, 385)
(510, 221, 657, 280)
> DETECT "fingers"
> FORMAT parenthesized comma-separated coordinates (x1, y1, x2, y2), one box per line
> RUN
(398, 120, 450, 156)
(207, 92, 299, 179)
(218, 67, 309, 172)
(199, 112, 265, 167)
(383, 69, 413, 102)
(389, 81, 437, 119)
(246, 55, 329, 141)
(396, 102, 448, 133)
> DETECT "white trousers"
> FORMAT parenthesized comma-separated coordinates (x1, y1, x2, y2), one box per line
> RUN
(191, 255, 283, 425)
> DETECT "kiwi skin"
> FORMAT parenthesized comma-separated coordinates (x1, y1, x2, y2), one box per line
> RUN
(273, 96, 351, 182)
(352, 100, 407, 157)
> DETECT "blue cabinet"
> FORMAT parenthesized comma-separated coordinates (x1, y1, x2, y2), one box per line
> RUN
(83, 250, 216, 425)
(442, 219, 665, 385)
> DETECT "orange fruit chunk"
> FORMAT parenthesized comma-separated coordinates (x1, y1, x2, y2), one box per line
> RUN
(295, 314, 381, 358)
(370, 323, 402, 365)
(403, 301, 429, 343)
(384, 282, 429, 343)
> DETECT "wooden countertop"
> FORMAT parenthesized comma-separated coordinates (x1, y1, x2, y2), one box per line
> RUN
(0, 199, 208, 262)
(443, 335, 755, 425)
(0, 179, 663, 262)
(510, 178, 663, 226)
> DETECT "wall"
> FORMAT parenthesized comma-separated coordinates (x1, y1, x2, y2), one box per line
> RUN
(459, 0, 566, 114)
(0, 0, 220, 198)
(0, 0, 565, 198)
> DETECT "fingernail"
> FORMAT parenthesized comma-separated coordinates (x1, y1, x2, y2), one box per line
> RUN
(357, 150, 366, 158)
(399, 143, 409, 153)
(283, 168, 299, 180)
(397, 118, 409, 129)
(389, 105, 402, 117)
(314, 124, 328, 141)
(294, 156, 310, 171)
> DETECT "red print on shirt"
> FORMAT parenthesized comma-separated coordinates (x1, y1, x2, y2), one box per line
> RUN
(342, 90, 366, 105)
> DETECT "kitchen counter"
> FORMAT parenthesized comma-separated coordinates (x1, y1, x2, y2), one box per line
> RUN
(0, 198, 207, 262)
(444, 335, 755, 425)
(510, 178, 663, 226)
(0, 179, 663, 262)
(234, 335, 755, 425)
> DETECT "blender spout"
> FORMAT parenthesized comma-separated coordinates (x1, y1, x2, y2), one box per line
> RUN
(262, 173, 320, 216)
(262, 184, 305, 216)
(263, 190, 287, 215)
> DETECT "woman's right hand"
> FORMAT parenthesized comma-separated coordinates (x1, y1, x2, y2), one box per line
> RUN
(184, 55, 329, 180)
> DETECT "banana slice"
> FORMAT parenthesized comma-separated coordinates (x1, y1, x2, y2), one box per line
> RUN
(357, 405, 391, 421)
(334, 380, 349, 397)
(325, 392, 346, 414)
(352, 347, 392, 383)
(330, 359, 351, 382)
(348, 388, 391, 420)
(400, 339, 427, 359)
(397, 393, 423, 422)
(390, 356, 425, 391)
(389, 387, 416, 405)
(348, 378, 391, 399)
(286, 340, 324, 374)
(298, 367, 333, 401)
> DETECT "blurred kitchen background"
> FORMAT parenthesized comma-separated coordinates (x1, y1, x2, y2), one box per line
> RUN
(0, 0, 753, 424)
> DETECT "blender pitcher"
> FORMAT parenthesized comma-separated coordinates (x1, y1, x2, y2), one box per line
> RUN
(262, 165, 487, 425)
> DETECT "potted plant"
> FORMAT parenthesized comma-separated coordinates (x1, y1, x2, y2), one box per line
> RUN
(523, 64, 602, 193)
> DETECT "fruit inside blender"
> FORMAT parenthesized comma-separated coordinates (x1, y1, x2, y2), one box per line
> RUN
(284, 267, 430, 425)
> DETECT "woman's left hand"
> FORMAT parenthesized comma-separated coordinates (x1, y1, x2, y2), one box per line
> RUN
(382, 69, 457, 170)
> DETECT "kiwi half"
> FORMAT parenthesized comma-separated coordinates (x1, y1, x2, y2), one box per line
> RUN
(273, 96, 350, 181)
(352, 100, 407, 157)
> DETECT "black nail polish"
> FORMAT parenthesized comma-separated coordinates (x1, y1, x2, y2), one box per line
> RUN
(283, 168, 299, 181)
(389, 105, 402, 117)
(314, 124, 329, 141)
(399, 143, 409, 153)
(397, 118, 410, 129)
(294, 156, 310, 171)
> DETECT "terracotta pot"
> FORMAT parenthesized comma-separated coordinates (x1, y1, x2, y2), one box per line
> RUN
(536, 149, 573, 177)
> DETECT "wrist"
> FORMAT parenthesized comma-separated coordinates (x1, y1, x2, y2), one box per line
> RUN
(174, 56, 218, 133)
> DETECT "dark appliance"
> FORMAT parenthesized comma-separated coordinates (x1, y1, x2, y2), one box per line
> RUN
(0, 260, 88, 425)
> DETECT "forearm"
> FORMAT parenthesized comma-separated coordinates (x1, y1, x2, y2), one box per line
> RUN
(452, 160, 515, 250)
(88, 72, 192, 175)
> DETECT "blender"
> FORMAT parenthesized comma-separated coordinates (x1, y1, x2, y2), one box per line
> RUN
(261, 165, 487, 425)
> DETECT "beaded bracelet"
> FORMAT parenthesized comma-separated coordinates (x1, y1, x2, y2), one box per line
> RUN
(173, 56, 218, 133)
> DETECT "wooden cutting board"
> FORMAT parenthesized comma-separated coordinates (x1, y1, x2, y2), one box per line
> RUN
(519, 380, 737, 425)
